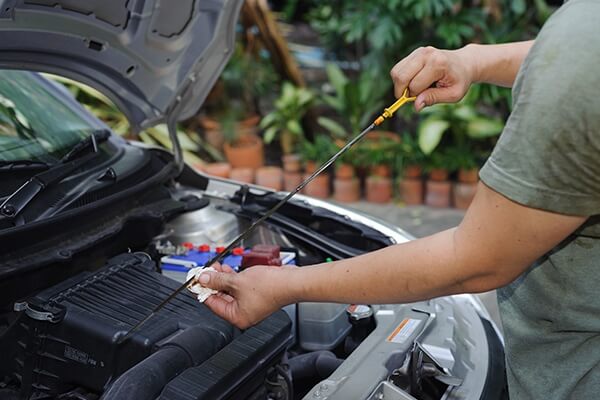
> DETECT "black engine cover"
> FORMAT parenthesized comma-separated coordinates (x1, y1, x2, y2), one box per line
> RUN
(2, 253, 291, 399)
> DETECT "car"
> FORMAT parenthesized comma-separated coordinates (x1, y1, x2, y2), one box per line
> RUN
(0, 2, 505, 400)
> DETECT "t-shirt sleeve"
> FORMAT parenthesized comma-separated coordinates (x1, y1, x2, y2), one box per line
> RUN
(479, 0, 600, 217)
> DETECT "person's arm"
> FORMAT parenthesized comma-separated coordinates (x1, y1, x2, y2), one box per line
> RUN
(390, 41, 534, 111)
(201, 183, 584, 328)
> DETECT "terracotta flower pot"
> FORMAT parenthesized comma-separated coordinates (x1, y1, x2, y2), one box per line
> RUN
(335, 163, 355, 179)
(425, 180, 452, 208)
(366, 176, 393, 203)
(399, 178, 424, 205)
(223, 134, 265, 169)
(303, 173, 330, 199)
(200, 114, 260, 152)
(428, 168, 449, 182)
(200, 115, 260, 132)
(404, 165, 422, 179)
(255, 166, 283, 191)
(282, 154, 302, 173)
(239, 114, 261, 129)
(203, 162, 231, 179)
(453, 182, 478, 210)
(304, 160, 317, 174)
(370, 164, 392, 178)
(198, 115, 220, 131)
(458, 168, 479, 184)
(229, 167, 254, 184)
(283, 171, 303, 192)
(334, 177, 360, 203)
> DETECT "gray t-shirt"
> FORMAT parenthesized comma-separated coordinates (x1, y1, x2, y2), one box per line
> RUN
(479, 0, 600, 398)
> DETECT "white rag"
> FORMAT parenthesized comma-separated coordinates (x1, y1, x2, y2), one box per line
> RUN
(186, 267, 218, 303)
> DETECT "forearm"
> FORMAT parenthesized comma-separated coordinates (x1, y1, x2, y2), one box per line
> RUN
(286, 228, 499, 305)
(461, 41, 534, 87)
(200, 184, 586, 329)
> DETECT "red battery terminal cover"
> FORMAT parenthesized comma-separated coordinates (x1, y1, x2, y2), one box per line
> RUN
(241, 245, 281, 269)
(198, 244, 210, 252)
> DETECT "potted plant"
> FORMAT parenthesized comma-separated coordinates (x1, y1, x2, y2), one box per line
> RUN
(333, 144, 360, 203)
(359, 137, 397, 204)
(229, 167, 254, 184)
(299, 134, 337, 198)
(416, 99, 503, 208)
(423, 150, 453, 208)
(221, 106, 265, 169)
(396, 133, 425, 205)
(202, 162, 232, 179)
(260, 82, 316, 157)
(200, 43, 277, 151)
(447, 145, 481, 209)
(255, 166, 284, 191)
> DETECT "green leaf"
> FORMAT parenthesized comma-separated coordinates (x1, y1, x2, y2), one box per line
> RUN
(466, 117, 504, 139)
(418, 118, 450, 155)
(259, 112, 277, 129)
(322, 93, 343, 112)
(452, 105, 477, 121)
(326, 63, 348, 96)
(263, 126, 278, 144)
(318, 117, 348, 138)
(286, 119, 303, 137)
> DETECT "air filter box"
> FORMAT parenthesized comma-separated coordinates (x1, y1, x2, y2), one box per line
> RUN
(2, 253, 291, 399)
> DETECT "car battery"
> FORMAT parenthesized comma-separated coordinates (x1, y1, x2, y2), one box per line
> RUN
(161, 243, 296, 283)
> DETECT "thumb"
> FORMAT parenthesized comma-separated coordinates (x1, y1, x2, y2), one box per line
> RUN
(198, 271, 236, 292)
(415, 87, 460, 112)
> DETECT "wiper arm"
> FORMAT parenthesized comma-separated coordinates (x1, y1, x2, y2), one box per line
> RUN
(0, 160, 51, 171)
(0, 130, 111, 221)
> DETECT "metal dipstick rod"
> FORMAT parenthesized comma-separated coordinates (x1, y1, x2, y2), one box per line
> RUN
(118, 90, 416, 344)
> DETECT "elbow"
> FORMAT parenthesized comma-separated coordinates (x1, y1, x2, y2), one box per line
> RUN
(459, 263, 526, 294)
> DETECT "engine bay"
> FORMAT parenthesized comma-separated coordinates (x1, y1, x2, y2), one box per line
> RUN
(0, 181, 504, 400)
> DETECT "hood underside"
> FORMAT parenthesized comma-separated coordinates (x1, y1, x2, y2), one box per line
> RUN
(0, 0, 243, 131)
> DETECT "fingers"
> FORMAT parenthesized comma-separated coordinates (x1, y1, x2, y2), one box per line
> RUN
(209, 263, 235, 274)
(221, 264, 236, 274)
(203, 295, 233, 320)
(391, 46, 470, 111)
(216, 292, 235, 303)
(414, 86, 464, 112)
(390, 47, 430, 98)
(198, 271, 237, 292)
(408, 61, 445, 97)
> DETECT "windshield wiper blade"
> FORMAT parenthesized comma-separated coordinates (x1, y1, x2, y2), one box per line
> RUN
(61, 129, 111, 163)
(0, 160, 51, 171)
(0, 130, 111, 221)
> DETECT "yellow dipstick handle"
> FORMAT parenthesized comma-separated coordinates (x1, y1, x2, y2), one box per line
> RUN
(374, 89, 417, 126)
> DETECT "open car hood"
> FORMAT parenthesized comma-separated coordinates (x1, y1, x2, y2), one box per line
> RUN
(0, 0, 243, 131)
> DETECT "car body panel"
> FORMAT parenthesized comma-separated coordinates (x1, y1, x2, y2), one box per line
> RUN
(0, 0, 243, 130)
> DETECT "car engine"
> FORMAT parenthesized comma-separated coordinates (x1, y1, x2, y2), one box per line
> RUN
(0, 179, 504, 400)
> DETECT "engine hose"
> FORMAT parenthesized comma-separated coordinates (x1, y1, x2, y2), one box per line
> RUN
(101, 325, 233, 400)
(288, 351, 344, 382)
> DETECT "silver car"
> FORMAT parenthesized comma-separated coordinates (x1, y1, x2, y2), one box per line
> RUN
(0, 2, 504, 399)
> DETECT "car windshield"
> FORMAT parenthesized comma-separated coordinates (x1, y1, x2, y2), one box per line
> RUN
(0, 70, 100, 163)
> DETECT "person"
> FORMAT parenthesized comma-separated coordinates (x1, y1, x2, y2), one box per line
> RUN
(199, 1, 600, 398)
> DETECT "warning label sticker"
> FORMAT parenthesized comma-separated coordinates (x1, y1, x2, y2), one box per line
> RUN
(387, 318, 422, 344)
